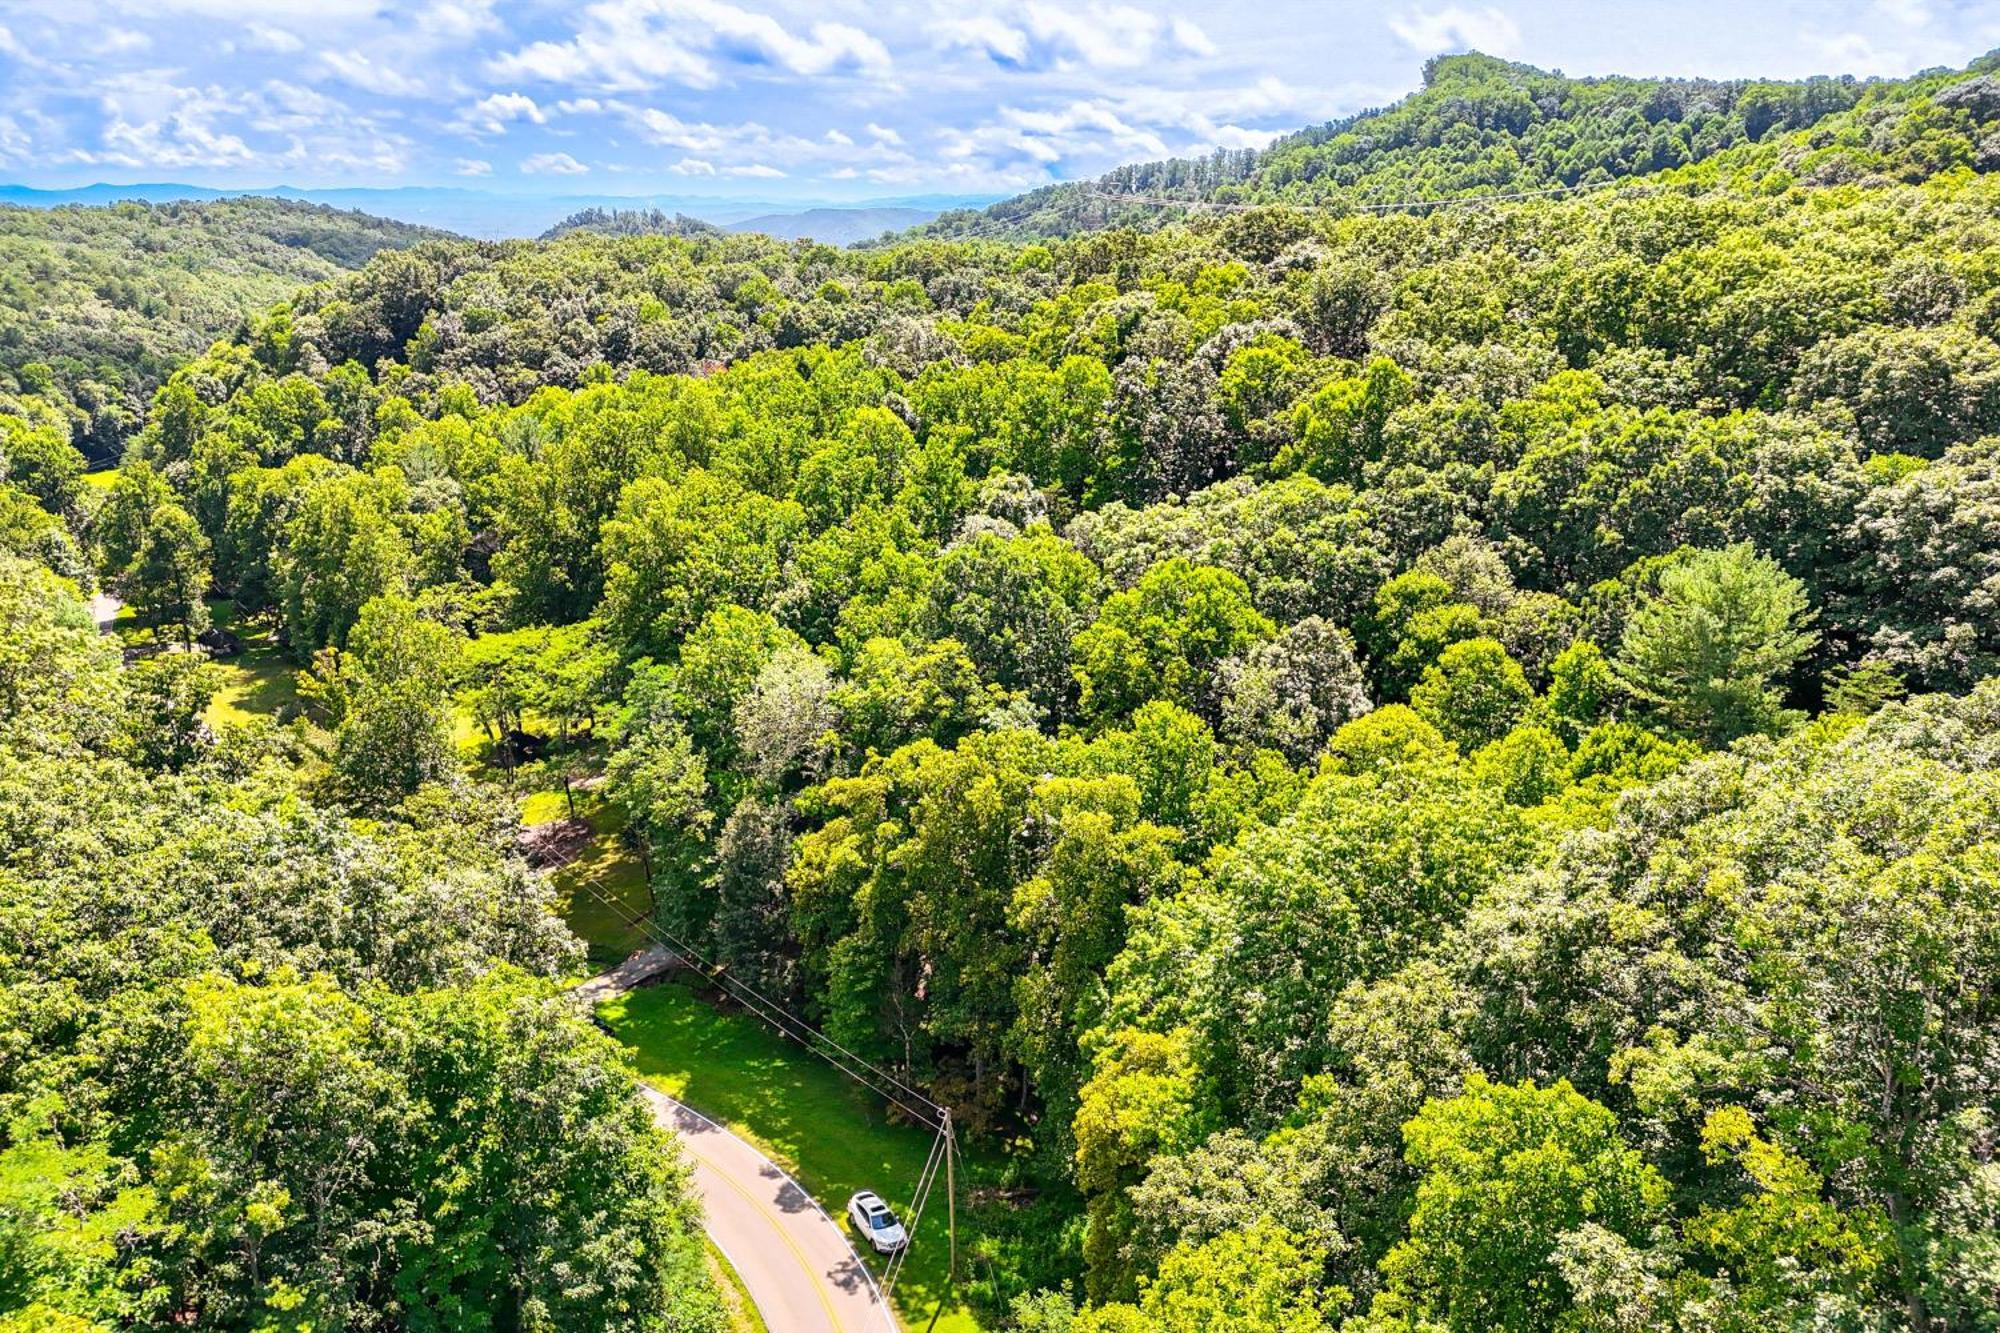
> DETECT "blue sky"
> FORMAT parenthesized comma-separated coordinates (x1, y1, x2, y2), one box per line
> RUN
(0, 0, 1995, 201)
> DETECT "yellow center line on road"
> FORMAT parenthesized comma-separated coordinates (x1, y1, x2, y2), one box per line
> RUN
(682, 1144, 850, 1333)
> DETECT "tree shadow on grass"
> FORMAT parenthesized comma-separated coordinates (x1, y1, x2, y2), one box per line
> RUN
(600, 980, 992, 1332)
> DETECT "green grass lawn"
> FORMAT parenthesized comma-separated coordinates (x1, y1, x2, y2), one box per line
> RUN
(198, 600, 305, 729)
(106, 596, 303, 731)
(82, 467, 120, 491)
(521, 783, 657, 968)
(600, 980, 995, 1333)
(204, 650, 304, 728)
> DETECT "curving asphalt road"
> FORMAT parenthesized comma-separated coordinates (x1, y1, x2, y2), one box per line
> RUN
(576, 948, 896, 1333)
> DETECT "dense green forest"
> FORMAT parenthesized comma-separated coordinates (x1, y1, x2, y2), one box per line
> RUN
(0, 558, 728, 1330)
(0, 198, 438, 461)
(919, 50, 2000, 239)
(2, 47, 1999, 1333)
(540, 208, 724, 242)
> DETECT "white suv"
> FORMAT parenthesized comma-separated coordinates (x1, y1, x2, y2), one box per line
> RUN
(846, 1191, 909, 1254)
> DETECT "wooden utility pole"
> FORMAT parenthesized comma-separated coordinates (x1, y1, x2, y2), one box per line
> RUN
(944, 1110, 957, 1281)
(924, 1112, 959, 1333)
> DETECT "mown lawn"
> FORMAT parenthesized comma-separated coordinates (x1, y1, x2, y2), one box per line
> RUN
(178, 598, 1002, 1327)
(104, 596, 300, 732)
(192, 600, 306, 730)
(600, 980, 994, 1333)
(182, 603, 645, 972)
(521, 784, 656, 969)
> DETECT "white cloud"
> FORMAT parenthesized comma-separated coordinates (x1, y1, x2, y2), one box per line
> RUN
(58, 75, 252, 169)
(1875, 0, 1930, 26)
(101, 0, 381, 18)
(1799, 29, 1951, 75)
(452, 91, 546, 136)
(0, 114, 29, 164)
(0, 24, 44, 66)
(614, 105, 745, 153)
(413, 0, 501, 43)
(936, 14, 1030, 63)
(724, 162, 783, 177)
(454, 156, 493, 175)
(99, 114, 256, 168)
(243, 23, 305, 53)
(672, 0, 889, 77)
(95, 28, 152, 56)
(909, 72, 1376, 191)
(1026, 3, 1153, 69)
(940, 99, 1172, 169)
(937, 3, 1216, 71)
(1169, 18, 1218, 58)
(587, 99, 914, 178)
(53, 70, 413, 176)
(521, 150, 588, 174)
(243, 80, 343, 132)
(1388, 5, 1522, 55)
(494, 23, 712, 90)
(319, 50, 435, 97)
(866, 121, 903, 145)
(490, 0, 890, 93)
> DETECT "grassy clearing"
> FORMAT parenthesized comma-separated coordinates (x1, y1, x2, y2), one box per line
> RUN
(179, 602, 1004, 1328)
(82, 467, 120, 491)
(522, 784, 655, 968)
(203, 646, 303, 728)
(600, 980, 996, 1333)
(197, 601, 305, 730)
(104, 597, 303, 732)
(177, 596, 651, 970)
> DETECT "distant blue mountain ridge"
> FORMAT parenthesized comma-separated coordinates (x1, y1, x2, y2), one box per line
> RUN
(0, 182, 1004, 242)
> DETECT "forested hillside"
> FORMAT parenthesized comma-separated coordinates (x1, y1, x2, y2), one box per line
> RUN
(3, 49, 1999, 1333)
(0, 198, 440, 460)
(919, 50, 2000, 239)
(541, 208, 724, 241)
(0, 558, 727, 1330)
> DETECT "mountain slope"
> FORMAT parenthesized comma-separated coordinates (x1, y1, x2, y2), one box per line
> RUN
(918, 50, 2000, 240)
(724, 206, 939, 245)
(540, 207, 724, 240)
(541, 203, 941, 246)
(0, 196, 443, 457)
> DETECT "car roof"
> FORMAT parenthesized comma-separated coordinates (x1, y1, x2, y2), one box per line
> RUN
(853, 1191, 884, 1206)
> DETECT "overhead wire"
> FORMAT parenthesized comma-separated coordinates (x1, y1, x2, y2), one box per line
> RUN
(565, 865, 949, 1128)
(567, 860, 960, 1295)
(882, 1123, 947, 1296)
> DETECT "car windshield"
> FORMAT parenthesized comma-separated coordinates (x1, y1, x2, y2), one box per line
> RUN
(869, 1211, 895, 1229)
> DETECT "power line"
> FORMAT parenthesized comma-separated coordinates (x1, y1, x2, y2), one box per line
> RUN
(566, 867, 949, 1127)
(572, 860, 960, 1296)
(571, 865, 964, 1307)
(572, 875, 941, 1124)
(882, 1119, 947, 1296)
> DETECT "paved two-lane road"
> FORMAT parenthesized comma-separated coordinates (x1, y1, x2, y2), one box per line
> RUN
(649, 1087, 894, 1333)
(576, 948, 896, 1333)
